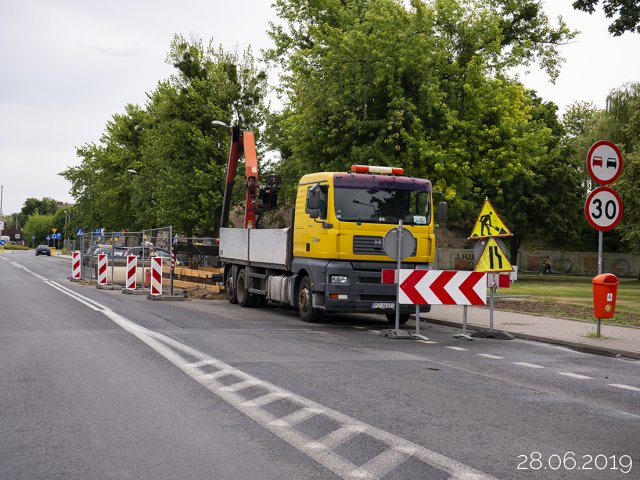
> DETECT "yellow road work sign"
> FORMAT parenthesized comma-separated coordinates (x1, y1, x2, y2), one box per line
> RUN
(469, 198, 512, 239)
(475, 238, 513, 272)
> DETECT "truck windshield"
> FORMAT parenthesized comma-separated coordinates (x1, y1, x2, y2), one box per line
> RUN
(334, 187, 430, 225)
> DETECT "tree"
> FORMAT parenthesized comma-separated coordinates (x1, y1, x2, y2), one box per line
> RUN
(61, 36, 268, 236)
(19, 197, 59, 225)
(22, 214, 55, 246)
(573, 0, 640, 35)
(266, 0, 577, 238)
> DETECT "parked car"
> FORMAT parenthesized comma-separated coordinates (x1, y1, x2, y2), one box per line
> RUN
(35, 245, 51, 256)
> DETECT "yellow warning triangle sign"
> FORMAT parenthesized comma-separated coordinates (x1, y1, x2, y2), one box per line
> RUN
(51, 228, 58, 233)
(469, 198, 512, 239)
(475, 238, 513, 272)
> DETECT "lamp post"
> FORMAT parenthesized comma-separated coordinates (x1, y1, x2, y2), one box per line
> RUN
(64, 210, 69, 251)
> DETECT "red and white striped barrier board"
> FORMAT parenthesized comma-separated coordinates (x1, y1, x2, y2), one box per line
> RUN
(72, 251, 81, 280)
(150, 257, 162, 296)
(97, 253, 108, 285)
(126, 255, 137, 290)
(382, 269, 487, 305)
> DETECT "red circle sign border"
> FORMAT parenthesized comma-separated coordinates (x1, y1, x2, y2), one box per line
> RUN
(584, 186, 623, 231)
(586, 140, 623, 185)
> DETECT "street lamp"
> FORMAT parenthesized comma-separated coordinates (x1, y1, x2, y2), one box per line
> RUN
(127, 168, 140, 175)
(63, 210, 68, 250)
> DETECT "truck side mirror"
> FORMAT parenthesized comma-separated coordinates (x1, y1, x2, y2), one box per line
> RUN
(437, 201, 448, 223)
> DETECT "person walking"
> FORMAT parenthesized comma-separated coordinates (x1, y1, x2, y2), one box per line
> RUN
(542, 256, 552, 274)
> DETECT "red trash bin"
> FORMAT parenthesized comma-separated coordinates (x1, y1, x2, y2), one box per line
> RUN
(592, 273, 618, 319)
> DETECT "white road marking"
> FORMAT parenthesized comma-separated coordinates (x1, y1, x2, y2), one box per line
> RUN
(609, 384, 640, 392)
(513, 362, 545, 369)
(558, 372, 592, 380)
(9, 259, 497, 480)
(477, 354, 504, 359)
(446, 346, 468, 351)
(367, 330, 381, 334)
(417, 340, 438, 344)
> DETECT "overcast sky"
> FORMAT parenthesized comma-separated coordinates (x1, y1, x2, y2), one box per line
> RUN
(1, 0, 639, 216)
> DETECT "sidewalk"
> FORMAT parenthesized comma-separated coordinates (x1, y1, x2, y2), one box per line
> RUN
(420, 305, 640, 360)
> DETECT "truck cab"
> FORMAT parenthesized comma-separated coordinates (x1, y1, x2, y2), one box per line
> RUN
(291, 166, 434, 321)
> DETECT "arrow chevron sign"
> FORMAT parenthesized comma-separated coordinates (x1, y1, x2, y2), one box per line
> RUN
(386, 270, 487, 305)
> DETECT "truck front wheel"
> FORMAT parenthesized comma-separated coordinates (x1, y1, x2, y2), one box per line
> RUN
(298, 276, 322, 323)
(236, 269, 257, 308)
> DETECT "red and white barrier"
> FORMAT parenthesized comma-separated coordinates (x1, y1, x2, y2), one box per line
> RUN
(150, 257, 162, 296)
(72, 251, 81, 280)
(126, 255, 137, 290)
(382, 269, 487, 305)
(97, 253, 108, 285)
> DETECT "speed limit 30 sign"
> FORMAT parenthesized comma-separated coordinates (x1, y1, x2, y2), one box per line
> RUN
(585, 187, 623, 231)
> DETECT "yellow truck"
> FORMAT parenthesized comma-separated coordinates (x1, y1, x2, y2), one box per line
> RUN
(219, 155, 436, 323)
(215, 124, 436, 323)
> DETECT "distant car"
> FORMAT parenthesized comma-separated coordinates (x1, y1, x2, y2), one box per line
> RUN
(35, 245, 51, 256)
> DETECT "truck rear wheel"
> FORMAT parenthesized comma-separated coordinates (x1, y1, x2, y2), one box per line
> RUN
(225, 271, 238, 304)
(298, 276, 322, 322)
(386, 313, 410, 325)
(236, 269, 257, 308)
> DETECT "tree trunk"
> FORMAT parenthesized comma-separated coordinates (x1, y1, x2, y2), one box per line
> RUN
(509, 234, 522, 268)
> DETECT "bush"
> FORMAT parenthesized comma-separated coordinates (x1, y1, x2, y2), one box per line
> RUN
(4, 244, 30, 251)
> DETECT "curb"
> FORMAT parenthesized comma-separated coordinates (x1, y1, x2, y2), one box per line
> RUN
(422, 317, 640, 360)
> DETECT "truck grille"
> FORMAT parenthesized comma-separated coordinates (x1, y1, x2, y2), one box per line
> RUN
(353, 236, 417, 256)
(353, 236, 385, 255)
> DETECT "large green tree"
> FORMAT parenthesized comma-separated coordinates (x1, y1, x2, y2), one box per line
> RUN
(266, 0, 577, 260)
(61, 36, 268, 236)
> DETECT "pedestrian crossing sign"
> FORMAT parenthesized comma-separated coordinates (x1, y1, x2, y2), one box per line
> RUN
(469, 198, 512, 239)
(475, 238, 513, 272)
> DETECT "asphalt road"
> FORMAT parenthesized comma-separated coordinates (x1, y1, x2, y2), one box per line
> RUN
(1, 250, 638, 479)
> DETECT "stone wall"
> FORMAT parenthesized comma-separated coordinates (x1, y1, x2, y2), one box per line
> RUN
(438, 249, 640, 277)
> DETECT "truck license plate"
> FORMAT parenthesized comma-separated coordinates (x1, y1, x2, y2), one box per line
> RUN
(371, 302, 395, 310)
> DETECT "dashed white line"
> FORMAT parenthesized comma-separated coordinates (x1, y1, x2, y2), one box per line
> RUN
(417, 340, 438, 344)
(609, 384, 640, 392)
(558, 372, 592, 380)
(513, 362, 545, 369)
(446, 346, 468, 351)
(477, 354, 504, 359)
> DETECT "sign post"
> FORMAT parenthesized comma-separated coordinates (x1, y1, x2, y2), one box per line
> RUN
(469, 199, 514, 340)
(585, 140, 623, 336)
(381, 220, 416, 338)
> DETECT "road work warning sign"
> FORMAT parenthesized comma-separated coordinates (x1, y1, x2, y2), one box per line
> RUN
(469, 198, 512, 239)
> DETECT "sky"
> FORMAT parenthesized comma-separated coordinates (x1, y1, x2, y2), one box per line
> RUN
(1, 0, 639, 216)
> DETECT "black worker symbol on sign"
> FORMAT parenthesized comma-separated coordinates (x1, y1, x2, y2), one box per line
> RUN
(480, 211, 509, 236)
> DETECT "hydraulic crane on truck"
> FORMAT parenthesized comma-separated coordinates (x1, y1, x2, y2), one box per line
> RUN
(217, 123, 280, 231)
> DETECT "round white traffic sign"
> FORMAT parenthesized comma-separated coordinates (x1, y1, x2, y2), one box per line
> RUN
(383, 227, 416, 261)
(587, 140, 623, 185)
(584, 187, 623, 231)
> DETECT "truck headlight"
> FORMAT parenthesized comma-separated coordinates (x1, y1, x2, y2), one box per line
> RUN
(330, 275, 349, 284)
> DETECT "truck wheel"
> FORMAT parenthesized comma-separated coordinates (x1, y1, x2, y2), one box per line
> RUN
(386, 313, 410, 325)
(298, 276, 322, 322)
(225, 271, 238, 304)
(236, 269, 257, 308)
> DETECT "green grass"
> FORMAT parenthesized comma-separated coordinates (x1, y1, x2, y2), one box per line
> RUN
(508, 274, 640, 317)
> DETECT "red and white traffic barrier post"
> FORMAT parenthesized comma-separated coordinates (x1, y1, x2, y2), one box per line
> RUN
(97, 253, 108, 287)
(125, 255, 137, 290)
(71, 251, 81, 280)
(149, 257, 162, 298)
